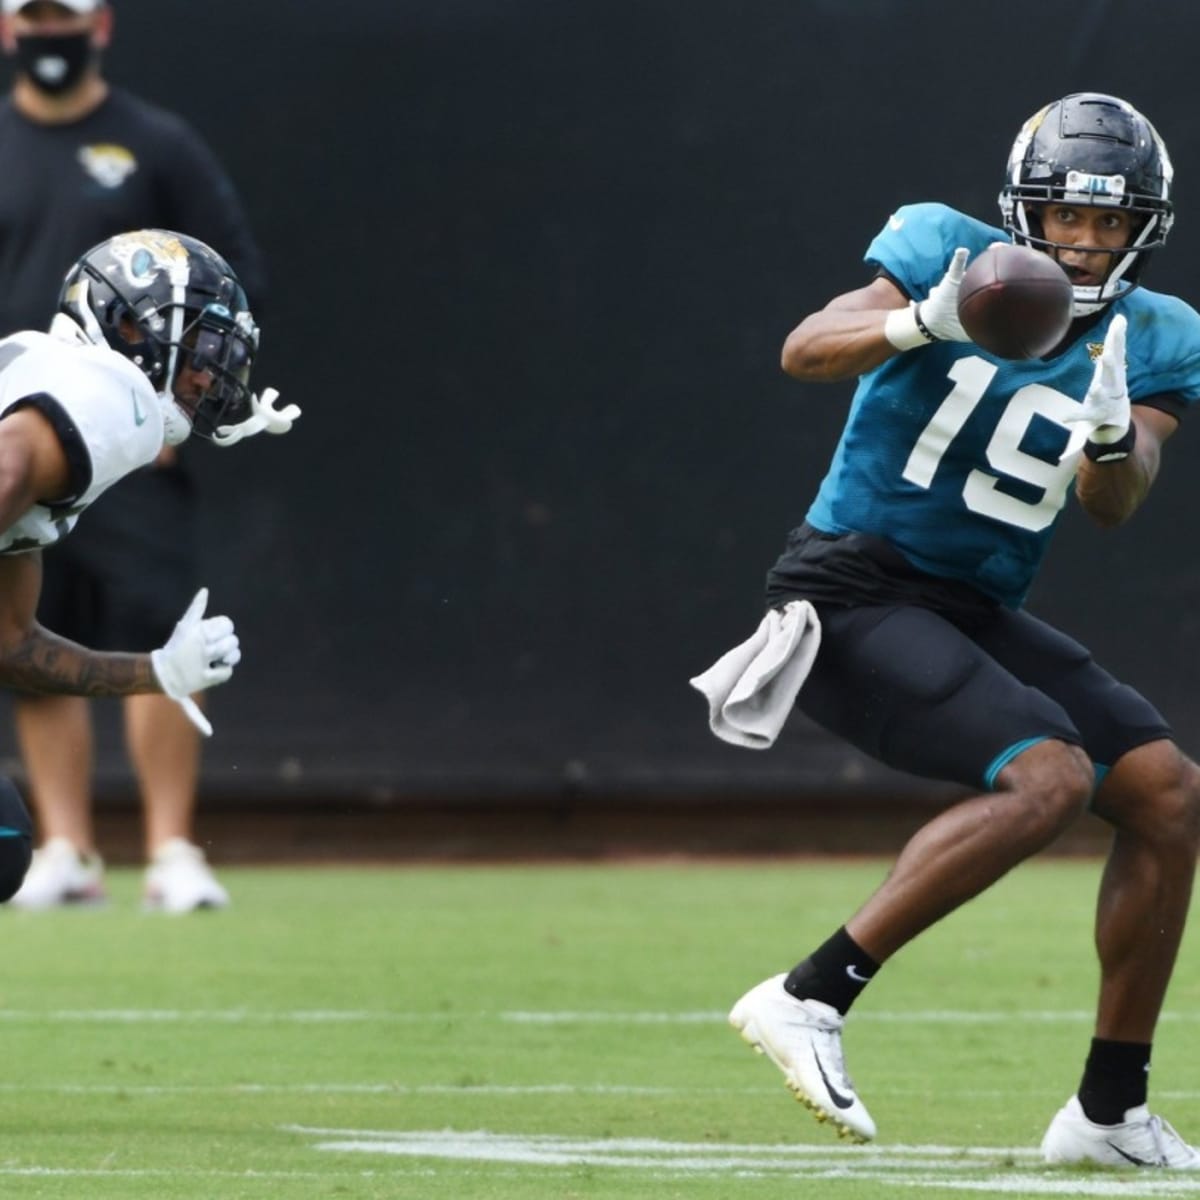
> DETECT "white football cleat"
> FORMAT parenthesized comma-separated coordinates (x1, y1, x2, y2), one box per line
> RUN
(143, 839, 230, 913)
(1042, 1095, 1200, 1168)
(7, 836, 107, 909)
(729, 973, 876, 1142)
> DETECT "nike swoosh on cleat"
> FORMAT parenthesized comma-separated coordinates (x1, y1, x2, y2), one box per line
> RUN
(811, 1047, 854, 1110)
(1105, 1141, 1156, 1167)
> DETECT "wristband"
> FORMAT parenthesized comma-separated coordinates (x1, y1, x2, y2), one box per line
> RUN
(884, 302, 937, 352)
(1083, 422, 1137, 463)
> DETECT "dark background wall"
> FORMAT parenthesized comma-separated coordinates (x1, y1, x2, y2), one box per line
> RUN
(5, 0, 1200, 806)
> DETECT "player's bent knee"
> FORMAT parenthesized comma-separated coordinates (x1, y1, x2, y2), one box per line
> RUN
(997, 740, 1092, 833)
(1163, 756, 1200, 845)
(1097, 742, 1200, 845)
(0, 778, 33, 902)
(1042, 754, 1093, 829)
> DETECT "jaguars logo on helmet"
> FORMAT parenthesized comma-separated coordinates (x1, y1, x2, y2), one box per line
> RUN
(108, 230, 189, 286)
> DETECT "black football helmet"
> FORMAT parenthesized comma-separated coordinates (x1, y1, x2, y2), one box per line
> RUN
(54, 230, 259, 444)
(998, 93, 1173, 314)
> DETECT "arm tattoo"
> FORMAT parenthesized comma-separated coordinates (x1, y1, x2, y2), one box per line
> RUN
(0, 626, 156, 696)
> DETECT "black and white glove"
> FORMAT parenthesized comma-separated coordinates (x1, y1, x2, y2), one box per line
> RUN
(212, 387, 301, 447)
(1060, 314, 1135, 463)
(150, 588, 241, 737)
(884, 247, 971, 351)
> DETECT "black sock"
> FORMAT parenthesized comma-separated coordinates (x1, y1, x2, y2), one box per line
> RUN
(782, 927, 880, 1015)
(1077, 1038, 1151, 1125)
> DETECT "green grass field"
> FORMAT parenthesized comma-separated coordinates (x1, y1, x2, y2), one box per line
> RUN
(3, 857, 1200, 1199)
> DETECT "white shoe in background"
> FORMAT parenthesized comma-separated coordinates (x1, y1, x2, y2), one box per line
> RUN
(8, 836, 107, 909)
(143, 839, 230, 913)
(1042, 1095, 1200, 1168)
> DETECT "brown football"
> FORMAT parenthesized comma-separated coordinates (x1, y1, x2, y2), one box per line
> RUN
(956, 243, 1074, 359)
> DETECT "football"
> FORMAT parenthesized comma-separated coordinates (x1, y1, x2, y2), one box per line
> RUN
(956, 243, 1074, 360)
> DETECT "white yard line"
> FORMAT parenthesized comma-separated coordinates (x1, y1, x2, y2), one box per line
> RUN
(283, 1127, 1200, 1195)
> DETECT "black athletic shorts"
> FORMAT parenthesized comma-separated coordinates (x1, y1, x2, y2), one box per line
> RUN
(765, 524, 1171, 791)
(36, 464, 197, 652)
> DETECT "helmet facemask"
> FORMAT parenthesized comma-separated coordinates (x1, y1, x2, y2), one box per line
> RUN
(162, 306, 257, 441)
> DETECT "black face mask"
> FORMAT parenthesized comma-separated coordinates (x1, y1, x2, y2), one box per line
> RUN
(13, 33, 95, 95)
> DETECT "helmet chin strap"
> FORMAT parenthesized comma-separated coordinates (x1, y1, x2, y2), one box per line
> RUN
(1068, 259, 1138, 318)
(1070, 293, 1111, 319)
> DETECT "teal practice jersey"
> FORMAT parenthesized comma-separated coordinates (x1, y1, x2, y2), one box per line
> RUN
(806, 202, 1200, 608)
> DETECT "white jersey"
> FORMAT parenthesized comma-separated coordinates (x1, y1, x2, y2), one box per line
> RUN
(0, 331, 163, 554)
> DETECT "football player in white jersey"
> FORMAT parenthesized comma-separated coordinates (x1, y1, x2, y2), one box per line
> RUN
(0, 228, 297, 900)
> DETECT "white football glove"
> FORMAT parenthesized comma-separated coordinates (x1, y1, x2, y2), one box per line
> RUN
(884, 246, 971, 351)
(150, 588, 241, 737)
(1059, 314, 1131, 463)
(212, 387, 301, 447)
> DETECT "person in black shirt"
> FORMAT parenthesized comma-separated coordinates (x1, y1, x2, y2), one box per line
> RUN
(0, 0, 267, 912)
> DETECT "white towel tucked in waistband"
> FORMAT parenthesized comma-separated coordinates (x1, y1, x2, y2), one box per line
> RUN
(688, 600, 821, 750)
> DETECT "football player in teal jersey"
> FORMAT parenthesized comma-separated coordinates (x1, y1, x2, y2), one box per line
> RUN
(724, 94, 1200, 1167)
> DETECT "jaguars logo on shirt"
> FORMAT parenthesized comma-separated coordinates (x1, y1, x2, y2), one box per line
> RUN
(77, 143, 138, 189)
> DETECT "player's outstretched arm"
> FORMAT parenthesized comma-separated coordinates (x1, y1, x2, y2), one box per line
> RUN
(0, 552, 157, 695)
(782, 275, 911, 382)
(1064, 315, 1178, 528)
(0, 413, 162, 697)
(0, 561, 239, 735)
(0, 407, 240, 728)
(782, 249, 970, 383)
